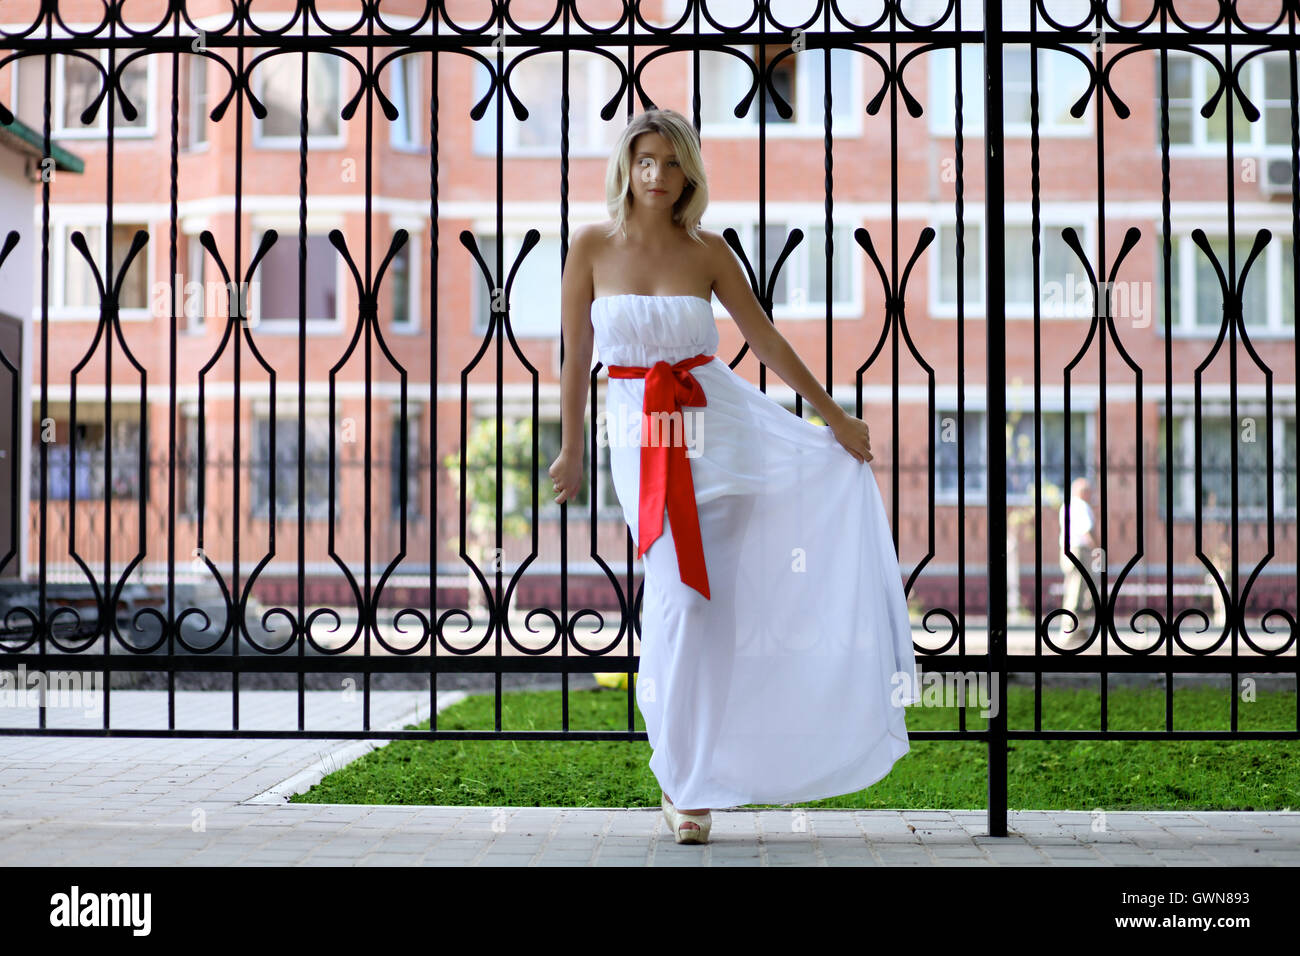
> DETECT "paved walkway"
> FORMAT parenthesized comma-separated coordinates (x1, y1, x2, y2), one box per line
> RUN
(1, 691, 1297, 866)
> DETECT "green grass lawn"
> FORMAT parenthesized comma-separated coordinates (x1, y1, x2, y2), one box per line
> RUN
(288, 683, 1299, 811)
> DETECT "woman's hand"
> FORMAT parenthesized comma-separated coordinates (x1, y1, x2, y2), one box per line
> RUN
(828, 412, 873, 463)
(548, 447, 585, 504)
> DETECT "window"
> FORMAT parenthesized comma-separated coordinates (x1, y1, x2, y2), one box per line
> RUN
(54, 49, 153, 137)
(180, 54, 208, 150)
(31, 408, 144, 502)
(1262, 55, 1293, 149)
(12, 53, 47, 127)
(389, 53, 421, 151)
(388, 229, 418, 332)
(182, 231, 207, 334)
(58, 222, 150, 317)
(1162, 53, 1195, 145)
(251, 227, 340, 330)
(1286, 417, 1298, 514)
(1157, 231, 1295, 333)
(899, 0, 1089, 28)
(1161, 50, 1292, 152)
(710, 218, 855, 314)
(390, 405, 421, 520)
(933, 217, 1090, 316)
(929, 45, 985, 138)
(930, 44, 1091, 137)
(250, 408, 337, 521)
(936, 408, 1091, 503)
(177, 406, 199, 519)
(936, 220, 982, 309)
(1003, 45, 1090, 134)
(538, 419, 619, 518)
(473, 231, 560, 336)
(935, 408, 986, 499)
(1006, 410, 1090, 502)
(254, 52, 342, 146)
(1159, 408, 1293, 520)
(697, 45, 858, 134)
(472, 50, 622, 155)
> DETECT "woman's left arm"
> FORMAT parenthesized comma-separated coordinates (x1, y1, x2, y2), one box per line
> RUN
(708, 232, 873, 462)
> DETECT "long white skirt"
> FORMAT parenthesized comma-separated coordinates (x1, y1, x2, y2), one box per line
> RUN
(605, 345, 919, 810)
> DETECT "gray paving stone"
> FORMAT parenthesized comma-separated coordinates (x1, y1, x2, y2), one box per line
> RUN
(474, 854, 539, 866)
(3, 690, 1298, 866)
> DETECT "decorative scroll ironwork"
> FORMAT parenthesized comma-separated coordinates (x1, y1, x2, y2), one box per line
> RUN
(0, 2, 1295, 836)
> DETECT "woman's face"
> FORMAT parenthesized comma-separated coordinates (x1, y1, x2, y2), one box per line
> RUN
(628, 131, 687, 210)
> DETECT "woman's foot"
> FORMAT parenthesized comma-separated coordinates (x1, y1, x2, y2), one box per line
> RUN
(661, 791, 712, 844)
(663, 792, 709, 832)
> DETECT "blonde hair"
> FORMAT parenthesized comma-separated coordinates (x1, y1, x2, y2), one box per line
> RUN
(604, 108, 709, 245)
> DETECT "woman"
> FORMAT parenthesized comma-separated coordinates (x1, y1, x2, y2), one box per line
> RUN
(548, 108, 918, 845)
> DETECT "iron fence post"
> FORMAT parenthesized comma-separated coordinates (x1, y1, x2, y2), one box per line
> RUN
(984, 0, 1008, 838)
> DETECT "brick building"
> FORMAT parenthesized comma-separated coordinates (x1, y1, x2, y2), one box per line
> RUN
(1, 0, 1293, 628)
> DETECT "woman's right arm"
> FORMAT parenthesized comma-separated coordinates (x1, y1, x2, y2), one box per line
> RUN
(548, 226, 597, 505)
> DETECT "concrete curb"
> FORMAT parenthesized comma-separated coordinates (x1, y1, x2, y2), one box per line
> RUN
(240, 690, 468, 806)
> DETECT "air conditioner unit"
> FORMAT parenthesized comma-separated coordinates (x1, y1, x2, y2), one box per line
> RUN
(1260, 157, 1295, 197)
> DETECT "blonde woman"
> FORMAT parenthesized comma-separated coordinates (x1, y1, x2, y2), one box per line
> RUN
(549, 108, 918, 844)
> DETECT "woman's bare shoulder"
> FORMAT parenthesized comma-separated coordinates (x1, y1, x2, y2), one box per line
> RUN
(565, 223, 613, 265)
(695, 227, 730, 255)
(695, 228, 733, 280)
(566, 222, 618, 264)
(562, 225, 615, 298)
(578, 221, 618, 244)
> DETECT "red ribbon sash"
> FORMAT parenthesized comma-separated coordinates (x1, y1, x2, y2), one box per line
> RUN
(606, 353, 715, 600)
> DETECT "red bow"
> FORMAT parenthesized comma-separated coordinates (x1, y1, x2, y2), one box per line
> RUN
(606, 353, 715, 599)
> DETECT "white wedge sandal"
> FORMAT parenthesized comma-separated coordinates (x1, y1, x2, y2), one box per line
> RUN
(661, 791, 712, 844)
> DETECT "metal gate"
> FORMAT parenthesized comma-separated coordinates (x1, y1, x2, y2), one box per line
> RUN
(0, 1, 1296, 836)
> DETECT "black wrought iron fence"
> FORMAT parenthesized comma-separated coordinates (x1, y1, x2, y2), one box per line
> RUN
(0, 1, 1296, 835)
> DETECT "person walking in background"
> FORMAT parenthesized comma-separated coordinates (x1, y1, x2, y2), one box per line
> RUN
(1058, 477, 1096, 644)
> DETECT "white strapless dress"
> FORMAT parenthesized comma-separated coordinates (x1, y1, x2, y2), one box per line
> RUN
(593, 293, 919, 810)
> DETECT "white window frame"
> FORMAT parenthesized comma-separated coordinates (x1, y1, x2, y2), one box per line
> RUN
(389, 52, 423, 153)
(148, 217, 217, 334)
(51, 48, 156, 139)
(934, 403, 1095, 506)
(1163, 49, 1296, 157)
(178, 401, 200, 519)
(181, 221, 208, 336)
(471, 48, 623, 157)
(249, 400, 338, 522)
(930, 211, 1094, 319)
(706, 216, 860, 319)
(30, 402, 146, 502)
(1161, 226, 1295, 337)
(49, 214, 153, 321)
(388, 219, 422, 334)
(929, 43, 1093, 139)
(934, 406, 989, 504)
(898, 0, 1092, 28)
(252, 51, 346, 150)
(389, 401, 424, 521)
(1288, 414, 1299, 515)
(691, 44, 864, 139)
(247, 214, 346, 335)
(1163, 402, 1294, 521)
(181, 52, 209, 152)
(471, 226, 563, 338)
